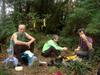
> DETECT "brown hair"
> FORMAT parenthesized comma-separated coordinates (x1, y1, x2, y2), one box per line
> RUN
(52, 34, 59, 40)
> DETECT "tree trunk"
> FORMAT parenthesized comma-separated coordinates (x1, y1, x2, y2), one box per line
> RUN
(1, 0, 6, 20)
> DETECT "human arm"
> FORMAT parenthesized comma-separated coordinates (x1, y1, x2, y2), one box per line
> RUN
(25, 32, 35, 47)
(85, 39, 93, 49)
(80, 34, 93, 49)
(48, 40, 68, 51)
(75, 46, 80, 51)
(11, 33, 27, 45)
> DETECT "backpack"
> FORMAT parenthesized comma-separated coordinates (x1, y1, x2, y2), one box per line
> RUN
(21, 53, 29, 65)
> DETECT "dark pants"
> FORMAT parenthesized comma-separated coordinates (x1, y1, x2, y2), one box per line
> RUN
(42, 46, 61, 57)
(75, 49, 94, 59)
(14, 45, 29, 65)
(97, 66, 100, 75)
(14, 43, 34, 65)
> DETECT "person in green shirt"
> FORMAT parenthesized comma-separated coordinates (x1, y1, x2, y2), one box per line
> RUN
(42, 34, 68, 57)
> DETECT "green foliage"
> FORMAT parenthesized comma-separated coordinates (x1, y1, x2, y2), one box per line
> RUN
(93, 46, 100, 62)
(0, 67, 10, 75)
(48, 66, 58, 74)
(32, 33, 51, 49)
(0, 0, 99, 36)
(61, 7, 91, 36)
(78, 0, 100, 35)
(59, 36, 78, 48)
(61, 0, 100, 36)
(86, 11, 100, 34)
(65, 61, 91, 75)
(0, 16, 16, 43)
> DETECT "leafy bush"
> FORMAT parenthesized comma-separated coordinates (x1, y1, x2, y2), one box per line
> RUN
(61, 7, 91, 36)
(59, 36, 78, 49)
(0, 67, 10, 75)
(65, 61, 92, 75)
(93, 46, 100, 62)
(32, 33, 51, 49)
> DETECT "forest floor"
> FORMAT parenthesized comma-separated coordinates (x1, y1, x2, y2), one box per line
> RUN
(0, 47, 99, 75)
(0, 48, 66, 75)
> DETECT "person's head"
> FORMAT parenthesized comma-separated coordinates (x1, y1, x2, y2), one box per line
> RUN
(18, 24, 26, 33)
(78, 28, 85, 36)
(52, 34, 59, 42)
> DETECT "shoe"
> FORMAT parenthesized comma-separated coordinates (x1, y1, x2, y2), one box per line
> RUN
(39, 60, 47, 66)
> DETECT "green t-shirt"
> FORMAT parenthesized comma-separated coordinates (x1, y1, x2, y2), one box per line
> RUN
(42, 40, 63, 53)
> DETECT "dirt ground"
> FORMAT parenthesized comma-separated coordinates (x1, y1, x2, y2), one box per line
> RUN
(0, 48, 62, 75)
(0, 48, 98, 75)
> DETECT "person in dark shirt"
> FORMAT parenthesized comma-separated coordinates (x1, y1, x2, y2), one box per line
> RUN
(75, 28, 94, 59)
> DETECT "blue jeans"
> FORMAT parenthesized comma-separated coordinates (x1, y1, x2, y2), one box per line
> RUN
(28, 55, 37, 66)
(3, 56, 18, 66)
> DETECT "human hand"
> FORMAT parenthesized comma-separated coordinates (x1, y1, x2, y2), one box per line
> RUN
(74, 48, 80, 52)
(26, 42, 31, 48)
(74, 46, 80, 52)
(80, 34, 87, 41)
(63, 47, 68, 51)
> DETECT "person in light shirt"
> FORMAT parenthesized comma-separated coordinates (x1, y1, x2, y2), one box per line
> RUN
(42, 34, 68, 57)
